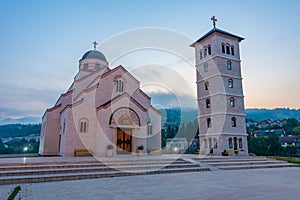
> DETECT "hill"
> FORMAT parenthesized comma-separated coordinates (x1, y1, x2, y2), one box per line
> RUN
(0, 124, 41, 138)
(245, 108, 300, 121)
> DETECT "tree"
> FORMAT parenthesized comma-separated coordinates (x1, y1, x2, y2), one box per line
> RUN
(248, 137, 268, 156)
(281, 146, 297, 156)
(292, 126, 300, 135)
(283, 118, 299, 134)
(248, 134, 282, 156)
(266, 134, 282, 155)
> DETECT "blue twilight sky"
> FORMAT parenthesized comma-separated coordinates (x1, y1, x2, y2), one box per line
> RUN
(0, 0, 299, 120)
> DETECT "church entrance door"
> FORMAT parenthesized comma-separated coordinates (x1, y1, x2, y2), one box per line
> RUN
(117, 128, 132, 154)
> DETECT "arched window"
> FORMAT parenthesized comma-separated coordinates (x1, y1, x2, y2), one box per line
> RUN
(230, 97, 235, 107)
(226, 44, 230, 54)
(62, 119, 66, 134)
(204, 63, 208, 73)
(228, 79, 233, 88)
(204, 47, 207, 57)
(231, 45, 234, 56)
(206, 99, 211, 109)
(208, 138, 212, 149)
(79, 119, 88, 133)
(239, 138, 243, 148)
(221, 43, 225, 53)
(228, 138, 233, 148)
(200, 50, 203, 60)
(147, 123, 153, 135)
(227, 60, 232, 70)
(213, 138, 217, 148)
(231, 117, 237, 127)
(207, 118, 211, 128)
(84, 63, 88, 70)
(205, 81, 209, 90)
(204, 139, 208, 149)
(208, 45, 211, 55)
(116, 79, 124, 92)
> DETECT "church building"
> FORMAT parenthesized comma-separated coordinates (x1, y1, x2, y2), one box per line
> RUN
(191, 17, 249, 156)
(39, 44, 161, 157)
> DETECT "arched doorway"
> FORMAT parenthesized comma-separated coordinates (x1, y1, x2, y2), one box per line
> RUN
(233, 137, 238, 150)
(109, 108, 140, 155)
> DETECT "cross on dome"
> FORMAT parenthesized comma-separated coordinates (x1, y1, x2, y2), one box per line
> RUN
(93, 41, 98, 50)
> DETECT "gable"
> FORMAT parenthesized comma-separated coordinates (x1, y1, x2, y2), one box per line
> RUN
(101, 65, 140, 84)
(97, 92, 147, 112)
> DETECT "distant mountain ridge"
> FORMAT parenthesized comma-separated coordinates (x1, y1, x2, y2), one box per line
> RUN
(245, 108, 300, 121)
(0, 117, 41, 125)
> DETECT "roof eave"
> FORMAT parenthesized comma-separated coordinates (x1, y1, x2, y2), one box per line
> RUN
(190, 28, 244, 47)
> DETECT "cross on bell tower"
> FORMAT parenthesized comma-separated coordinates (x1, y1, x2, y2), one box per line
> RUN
(211, 16, 217, 28)
(93, 41, 98, 50)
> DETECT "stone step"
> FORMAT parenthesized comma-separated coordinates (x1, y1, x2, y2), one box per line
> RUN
(0, 167, 210, 185)
(219, 163, 298, 170)
(207, 160, 286, 166)
(196, 158, 269, 163)
(0, 160, 189, 171)
(0, 158, 187, 167)
(0, 163, 200, 177)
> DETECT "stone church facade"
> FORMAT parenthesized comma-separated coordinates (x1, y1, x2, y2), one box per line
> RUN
(39, 48, 161, 157)
(191, 19, 249, 156)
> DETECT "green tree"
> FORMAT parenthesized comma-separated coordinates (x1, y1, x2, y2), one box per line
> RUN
(292, 126, 300, 135)
(283, 118, 299, 134)
(266, 134, 282, 155)
(281, 146, 297, 156)
(248, 137, 268, 156)
(248, 134, 282, 156)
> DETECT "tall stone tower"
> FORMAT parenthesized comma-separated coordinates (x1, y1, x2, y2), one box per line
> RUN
(191, 17, 248, 156)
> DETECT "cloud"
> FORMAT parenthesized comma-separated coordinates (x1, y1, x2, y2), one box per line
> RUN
(148, 92, 197, 109)
(0, 83, 62, 119)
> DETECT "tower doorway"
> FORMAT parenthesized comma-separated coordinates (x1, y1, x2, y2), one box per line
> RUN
(233, 137, 238, 150)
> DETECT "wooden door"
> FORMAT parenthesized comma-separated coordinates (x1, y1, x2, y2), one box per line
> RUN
(117, 128, 132, 153)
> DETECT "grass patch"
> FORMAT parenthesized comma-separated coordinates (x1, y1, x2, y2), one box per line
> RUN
(269, 156, 300, 165)
(7, 185, 21, 200)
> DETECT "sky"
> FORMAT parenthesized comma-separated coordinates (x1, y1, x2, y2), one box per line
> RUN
(0, 0, 299, 120)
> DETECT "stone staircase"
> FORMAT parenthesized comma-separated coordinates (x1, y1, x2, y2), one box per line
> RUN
(0, 156, 298, 185)
(193, 156, 298, 170)
(0, 157, 209, 185)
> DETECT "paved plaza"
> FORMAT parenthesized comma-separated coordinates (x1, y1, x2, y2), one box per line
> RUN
(1, 167, 300, 200)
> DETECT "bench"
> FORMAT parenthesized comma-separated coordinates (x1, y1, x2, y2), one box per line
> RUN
(227, 150, 238, 156)
(74, 149, 92, 157)
(147, 148, 161, 155)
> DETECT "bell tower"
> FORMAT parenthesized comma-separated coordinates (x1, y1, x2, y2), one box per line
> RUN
(191, 17, 248, 156)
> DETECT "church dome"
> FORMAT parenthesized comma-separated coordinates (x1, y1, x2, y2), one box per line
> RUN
(81, 50, 107, 61)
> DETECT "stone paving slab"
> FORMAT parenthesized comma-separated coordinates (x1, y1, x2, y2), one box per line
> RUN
(1, 167, 300, 200)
